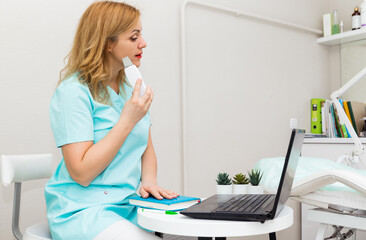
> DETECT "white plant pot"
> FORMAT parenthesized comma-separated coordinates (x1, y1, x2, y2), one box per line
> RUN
(248, 185, 264, 194)
(216, 185, 232, 194)
(232, 184, 248, 194)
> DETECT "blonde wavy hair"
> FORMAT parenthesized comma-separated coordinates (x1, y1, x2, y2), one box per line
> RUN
(59, 1, 140, 104)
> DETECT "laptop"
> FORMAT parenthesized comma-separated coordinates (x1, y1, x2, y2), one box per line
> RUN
(181, 129, 305, 223)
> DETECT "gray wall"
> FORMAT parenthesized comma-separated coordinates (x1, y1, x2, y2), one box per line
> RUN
(0, 0, 360, 239)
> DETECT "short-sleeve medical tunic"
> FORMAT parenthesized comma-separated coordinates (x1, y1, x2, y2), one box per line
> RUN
(45, 74, 151, 240)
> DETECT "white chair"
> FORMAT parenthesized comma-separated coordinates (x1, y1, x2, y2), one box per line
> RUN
(1, 154, 54, 240)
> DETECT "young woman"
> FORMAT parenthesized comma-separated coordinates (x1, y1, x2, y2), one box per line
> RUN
(45, 2, 178, 239)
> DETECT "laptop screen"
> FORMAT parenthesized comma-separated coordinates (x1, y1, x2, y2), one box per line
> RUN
(271, 129, 305, 217)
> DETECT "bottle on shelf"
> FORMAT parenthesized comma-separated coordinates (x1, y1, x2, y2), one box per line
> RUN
(340, 20, 344, 33)
(332, 9, 340, 34)
(352, 7, 361, 30)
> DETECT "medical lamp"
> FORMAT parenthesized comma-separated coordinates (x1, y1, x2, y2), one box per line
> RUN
(330, 66, 366, 169)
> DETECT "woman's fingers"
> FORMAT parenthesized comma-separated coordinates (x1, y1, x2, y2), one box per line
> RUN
(141, 86, 152, 103)
(145, 88, 154, 109)
(119, 80, 153, 127)
(132, 79, 142, 99)
(142, 185, 179, 200)
(166, 190, 179, 198)
(139, 187, 149, 198)
(148, 187, 163, 200)
(156, 187, 178, 199)
(159, 190, 175, 199)
(132, 82, 153, 108)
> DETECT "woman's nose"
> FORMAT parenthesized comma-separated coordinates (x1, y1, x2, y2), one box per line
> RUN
(139, 37, 147, 49)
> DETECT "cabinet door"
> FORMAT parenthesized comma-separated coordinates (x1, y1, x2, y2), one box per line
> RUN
(302, 143, 358, 161)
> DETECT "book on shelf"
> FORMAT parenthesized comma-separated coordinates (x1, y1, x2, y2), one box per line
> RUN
(128, 195, 201, 211)
(343, 101, 352, 124)
(348, 101, 366, 136)
(347, 101, 358, 133)
(304, 133, 328, 138)
(321, 101, 326, 134)
(338, 100, 349, 138)
(331, 101, 349, 138)
(313, 98, 366, 138)
(330, 103, 342, 137)
(311, 98, 325, 134)
(322, 100, 334, 137)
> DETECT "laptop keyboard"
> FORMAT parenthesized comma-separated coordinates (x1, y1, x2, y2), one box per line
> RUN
(213, 194, 274, 213)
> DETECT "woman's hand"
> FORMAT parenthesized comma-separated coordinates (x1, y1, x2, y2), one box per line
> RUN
(139, 183, 179, 200)
(120, 79, 154, 127)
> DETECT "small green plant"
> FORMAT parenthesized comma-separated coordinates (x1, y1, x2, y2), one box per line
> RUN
(232, 173, 249, 184)
(248, 169, 263, 186)
(216, 173, 232, 185)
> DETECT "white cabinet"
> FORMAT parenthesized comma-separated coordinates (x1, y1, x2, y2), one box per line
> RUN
(302, 138, 366, 161)
(301, 138, 366, 240)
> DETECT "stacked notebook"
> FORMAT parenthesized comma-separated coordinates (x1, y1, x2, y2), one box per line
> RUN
(128, 195, 201, 211)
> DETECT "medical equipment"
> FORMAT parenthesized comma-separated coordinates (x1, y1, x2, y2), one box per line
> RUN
(257, 157, 366, 240)
(257, 157, 366, 210)
(330, 66, 366, 169)
(122, 56, 147, 97)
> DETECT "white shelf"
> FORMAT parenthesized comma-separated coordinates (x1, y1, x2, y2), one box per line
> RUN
(317, 28, 366, 46)
(304, 137, 366, 144)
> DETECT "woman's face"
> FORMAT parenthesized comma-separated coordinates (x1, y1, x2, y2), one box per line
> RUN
(108, 19, 147, 68)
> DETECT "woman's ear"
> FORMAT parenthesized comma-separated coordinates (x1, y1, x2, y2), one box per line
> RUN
(108, 42, 113, 53)
(107, 38, 117, 53)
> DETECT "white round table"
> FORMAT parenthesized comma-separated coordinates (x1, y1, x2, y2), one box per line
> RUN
(138, 206, 293, 239)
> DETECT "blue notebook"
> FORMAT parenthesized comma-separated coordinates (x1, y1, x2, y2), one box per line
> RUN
(128, 195, 201, 211)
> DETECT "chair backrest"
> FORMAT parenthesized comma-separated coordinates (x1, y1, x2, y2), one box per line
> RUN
(1, 153, 53, 185)
(1, 153, 54, 240)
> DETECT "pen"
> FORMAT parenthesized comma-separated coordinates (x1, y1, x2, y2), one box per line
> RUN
(141, 208, 178, 215)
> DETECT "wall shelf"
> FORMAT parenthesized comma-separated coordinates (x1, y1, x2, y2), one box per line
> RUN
(304, 137, 366, 144)
(317, 28, 366, 46)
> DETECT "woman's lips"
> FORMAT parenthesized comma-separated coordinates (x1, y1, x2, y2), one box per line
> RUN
(135, 54, 142, 59)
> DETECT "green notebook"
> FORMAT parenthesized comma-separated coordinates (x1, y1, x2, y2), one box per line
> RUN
(311, 98, 325, 134)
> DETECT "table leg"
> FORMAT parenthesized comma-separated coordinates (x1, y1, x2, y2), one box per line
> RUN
(197, 238, 226, 240)
(315, 224, 328, 240)
(154, 232, 163, 238)
(269, 232, 276, 240)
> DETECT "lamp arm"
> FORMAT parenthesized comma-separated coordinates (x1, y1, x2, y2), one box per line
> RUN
(331, 66, 366, 99)
(330, 65, 366, 156)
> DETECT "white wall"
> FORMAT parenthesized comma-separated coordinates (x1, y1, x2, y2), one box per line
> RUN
(184, 1, 328, 197)
(0, 0, 352, 239)
(340, 40, 366, 102)
(330, 0, 366, 101)
(0, 1, 94, 238)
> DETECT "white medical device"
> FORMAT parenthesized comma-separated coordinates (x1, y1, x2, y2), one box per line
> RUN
(331, 66, 366, 169)
(122, 57, 147, 97)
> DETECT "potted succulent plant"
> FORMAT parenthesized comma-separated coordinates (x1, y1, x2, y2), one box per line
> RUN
(216, 172, 232, 194)
(232, 173, 249, 194)
(248, 169, 264, 194)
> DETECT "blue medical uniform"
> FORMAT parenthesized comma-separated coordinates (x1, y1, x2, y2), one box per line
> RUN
(45, 74, 151, 240)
